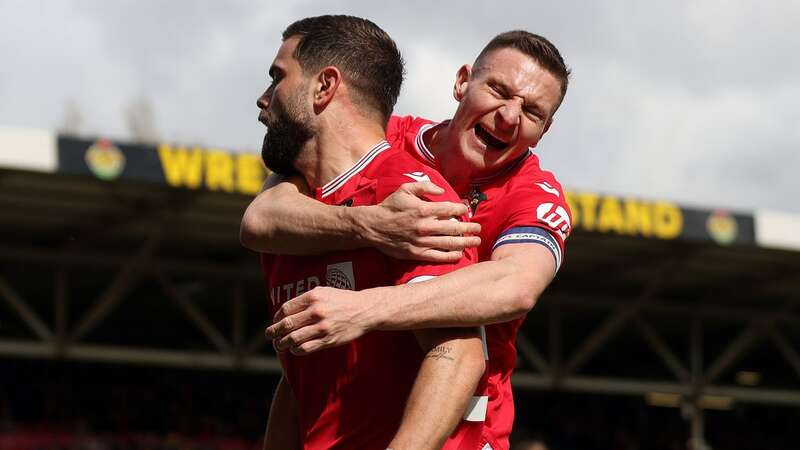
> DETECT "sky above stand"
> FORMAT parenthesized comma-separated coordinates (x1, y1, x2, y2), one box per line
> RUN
(1, 0, 798, 212)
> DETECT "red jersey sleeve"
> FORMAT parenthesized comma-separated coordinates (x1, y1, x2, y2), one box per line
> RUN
(385, 115, 411, 145)
(493, 171, 572, 272)
(386, 115, 435, 162)
(374, 163, 477, 285)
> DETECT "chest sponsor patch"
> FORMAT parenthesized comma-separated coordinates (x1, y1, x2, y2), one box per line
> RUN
(326, 261, 355, 290)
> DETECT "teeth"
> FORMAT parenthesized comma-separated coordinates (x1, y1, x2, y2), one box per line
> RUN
(475, 124, 507, 149)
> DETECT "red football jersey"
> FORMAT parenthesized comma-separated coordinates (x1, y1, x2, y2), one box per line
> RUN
(261, 140, 487, 450)
(387, 116, 573, 450)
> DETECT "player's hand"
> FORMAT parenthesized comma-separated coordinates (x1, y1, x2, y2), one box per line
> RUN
(362, 181, 481, 263)
(266, 286, 374, 355)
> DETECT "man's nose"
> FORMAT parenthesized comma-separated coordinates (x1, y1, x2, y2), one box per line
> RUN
(497, 99, 521, 131)
(257, 88, 272, 110)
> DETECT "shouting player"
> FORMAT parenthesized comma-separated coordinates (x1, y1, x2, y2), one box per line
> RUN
(254, 15, 487, 450)
(242, 30, 572, 450)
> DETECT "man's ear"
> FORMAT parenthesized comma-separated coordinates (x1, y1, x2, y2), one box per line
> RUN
(453, 64, 471, 102)
(314, 66, 342, 111)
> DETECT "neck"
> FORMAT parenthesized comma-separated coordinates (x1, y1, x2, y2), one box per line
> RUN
(427, 122, 474, 196)
(294, 116, 386, 189)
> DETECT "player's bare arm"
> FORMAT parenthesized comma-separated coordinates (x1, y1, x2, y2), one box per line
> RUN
(241, 173, 358, 254)
(240, 175, 480, 262)
(268, 242, 555, 354)
(262, 375, 300, 450)
(389, 327, 485, 450)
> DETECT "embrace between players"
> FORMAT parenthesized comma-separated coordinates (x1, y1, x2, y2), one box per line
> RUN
(241, 14, 573, 450)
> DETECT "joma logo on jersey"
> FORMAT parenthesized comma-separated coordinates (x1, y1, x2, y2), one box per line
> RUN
(537, 202, 571, 239)
(404, 171, 431, 183)
(535, 181, 560, 197)
(270, 276, 321, 306)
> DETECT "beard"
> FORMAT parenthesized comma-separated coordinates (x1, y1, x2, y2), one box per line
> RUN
(261, 91, 313, 176)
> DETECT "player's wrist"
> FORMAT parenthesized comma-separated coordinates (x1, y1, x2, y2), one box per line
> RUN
(346, 205, 382, 248)
(361, 285, 395, 331)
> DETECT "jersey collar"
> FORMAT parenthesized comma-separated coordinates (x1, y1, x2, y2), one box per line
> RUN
(413, 123, 532, 186)
(414, 122, 438, 166)
(470, 149, 532, 185)
(320, 140, 391, 199)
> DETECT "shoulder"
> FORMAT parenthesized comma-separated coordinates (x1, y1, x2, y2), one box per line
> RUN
(490, 153, 573, 236)
(517, 153, 564, 187)
(386, 115, 413, 138)
(386, 114, 435, 144)
(369, 146, 445, 183)
(368, 146, 460, 203)
(487, 154, 572, 268)
(498, 153, 568, 202)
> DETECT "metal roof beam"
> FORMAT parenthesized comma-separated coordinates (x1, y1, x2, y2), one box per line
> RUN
(59, 190, 197, 251)
(233, 282, 245, 349)
(634, 315, 690, 383)
(0, 244, 260, 280)
(563, 258, 682, 375)
(69, 234, 160, 342)
(550, 295, 800, 325)
(3, 335, 800, 407)
(704, 297, 800, 384)
(156, 271, 232, 353)
(247, 328, 268, 354)
(516, 331, 551, 375)
(0, 276, 53, 341)
(703, 326, 762, 385)
(765, 327, 800, 380)
(548, 306, 562, 382)
(0, 339, 279, 372)
(512, 372, 800, 407)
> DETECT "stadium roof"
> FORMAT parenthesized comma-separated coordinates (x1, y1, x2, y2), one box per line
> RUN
(2, 126, 800, 413)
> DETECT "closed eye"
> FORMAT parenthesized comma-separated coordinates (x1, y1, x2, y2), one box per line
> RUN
(489, 83, 508, 99)
(525, 106, 545, 121)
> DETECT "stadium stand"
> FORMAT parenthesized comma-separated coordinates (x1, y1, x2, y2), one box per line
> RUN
(2, 127, 799, 449)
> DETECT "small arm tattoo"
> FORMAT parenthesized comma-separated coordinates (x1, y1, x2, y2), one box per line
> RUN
(426, 345, 455, 361)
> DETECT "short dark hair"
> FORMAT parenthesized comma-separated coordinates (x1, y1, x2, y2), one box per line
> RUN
(476, 30, 571, 111)
(282, 15, 405, 124)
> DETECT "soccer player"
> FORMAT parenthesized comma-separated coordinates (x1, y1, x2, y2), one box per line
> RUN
(254, 16, 486, 450)
(242, 30, 573, 450)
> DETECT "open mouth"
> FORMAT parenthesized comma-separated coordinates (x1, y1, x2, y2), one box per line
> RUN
(474, 124, 509, 151)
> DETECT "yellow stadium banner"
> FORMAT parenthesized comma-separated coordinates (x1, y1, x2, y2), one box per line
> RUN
(55, 134, 754, 246)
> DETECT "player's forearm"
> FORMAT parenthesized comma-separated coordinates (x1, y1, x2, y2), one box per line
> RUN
(370, 259, 544, 330)
(240, 182, 370, 254)
(263, 376, 301, 450)
(389, 331, 485, 450)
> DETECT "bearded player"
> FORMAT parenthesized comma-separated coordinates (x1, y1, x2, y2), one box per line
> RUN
(254, 15, 488, 450)
(243, 30, 572, 450)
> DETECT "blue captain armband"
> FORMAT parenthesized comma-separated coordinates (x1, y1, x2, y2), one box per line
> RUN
(492, 226, 562, 271)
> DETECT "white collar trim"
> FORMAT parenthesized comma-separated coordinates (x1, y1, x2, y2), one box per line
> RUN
(320, 141, 391, 198)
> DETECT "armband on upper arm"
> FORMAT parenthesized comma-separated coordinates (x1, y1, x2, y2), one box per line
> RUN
(493, 226, 562, 271)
